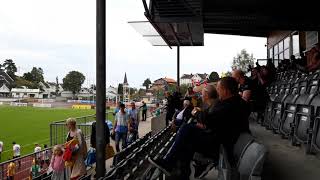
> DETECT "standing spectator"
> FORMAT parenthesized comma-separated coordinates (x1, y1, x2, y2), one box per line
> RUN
(114, 104, 129, 152)
(0, 140, 3, 161)
(7, 161, 16, 180)
(41, 144, 50, 168)
(152, 103, 161, 117)
(232, 69, 253, 102)
(50, 145, 65, 180)
(128, 102, 139, 143)
(185, 87, 198, 107)
(65, 118, 87, 179)
(90, 120, 111, 149)
(30, 159, 41, 179)
(12, 142, 21, 168)
(34, 143, 42, 162)
(113, 102, 121, 116)
(165, 92, 175, 126)
(141, 101, 148, 121)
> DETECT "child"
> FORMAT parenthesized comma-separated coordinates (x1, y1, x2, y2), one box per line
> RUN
(7, 160, 16, 180)
(41, 144, 50, 168)
(50, 145, 65, 180)
(30, 159, 41, 179)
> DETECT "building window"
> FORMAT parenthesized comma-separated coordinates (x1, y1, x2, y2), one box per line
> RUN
(269, 48, 273, 59)
(283, 37, 290, 59)
(306, 31, 318, 50)
(24, 93, 27, 95)
(292, 32, 300, 56)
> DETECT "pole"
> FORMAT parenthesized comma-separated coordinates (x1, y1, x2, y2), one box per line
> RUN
(177, 46, 180, 87)
(96, 0, 107, 178)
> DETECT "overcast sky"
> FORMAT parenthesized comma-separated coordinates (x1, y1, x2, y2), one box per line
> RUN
(0, 0, 267, 88)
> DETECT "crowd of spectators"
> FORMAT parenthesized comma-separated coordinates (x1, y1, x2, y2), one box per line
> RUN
(148, 63, 276, 179)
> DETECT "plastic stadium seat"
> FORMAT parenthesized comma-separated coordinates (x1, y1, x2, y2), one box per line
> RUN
(280, 104, 297, 138)
(233, 133, 255, 166)
(292, 105, 314, 154)
(305, 80, 320, 105)
(237, 142, 268, 180)
(282, 83, 299, 108)
(310, 107, 320, 154)
(271, 103, 283, 132)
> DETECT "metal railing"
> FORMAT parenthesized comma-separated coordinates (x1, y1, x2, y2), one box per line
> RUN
(0, 148, 52, 180)
(49, 112, 112, 146)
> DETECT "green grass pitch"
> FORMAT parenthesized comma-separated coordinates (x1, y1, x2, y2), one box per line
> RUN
(0, 106, 114, 162)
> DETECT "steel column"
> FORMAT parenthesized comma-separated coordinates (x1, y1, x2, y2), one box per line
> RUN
(96, 0, 107, 178)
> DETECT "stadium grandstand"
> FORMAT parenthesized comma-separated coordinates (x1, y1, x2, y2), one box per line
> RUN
(2, 0, 320, 180)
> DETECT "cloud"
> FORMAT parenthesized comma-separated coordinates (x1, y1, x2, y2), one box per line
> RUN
(0, 0, 266, 88)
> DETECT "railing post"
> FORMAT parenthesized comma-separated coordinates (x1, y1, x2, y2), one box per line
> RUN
(50, 123, 53, 146)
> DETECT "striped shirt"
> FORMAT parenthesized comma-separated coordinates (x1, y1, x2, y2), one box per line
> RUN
(115, 111, 128, 133)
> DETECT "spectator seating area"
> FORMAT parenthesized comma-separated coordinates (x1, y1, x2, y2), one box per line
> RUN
(218, 133, 268, 180)
(263, 69, 320, 155)
(102, 126, 175, 179)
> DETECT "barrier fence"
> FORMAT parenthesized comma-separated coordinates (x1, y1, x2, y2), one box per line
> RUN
(0, 148, 52, 180)
(0, 104, 161, 180)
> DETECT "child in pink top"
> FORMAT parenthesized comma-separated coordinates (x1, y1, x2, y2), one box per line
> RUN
(49, 145, 65, 180)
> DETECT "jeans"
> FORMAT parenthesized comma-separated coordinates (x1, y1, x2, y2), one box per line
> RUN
(115, 132, 127, 152)
(142, 110, 147, 121)
(164, 123, 219, 178)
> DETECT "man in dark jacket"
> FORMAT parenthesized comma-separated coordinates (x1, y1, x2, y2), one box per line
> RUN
(149, 77, 250, 179)
(90, 121, 111, 149)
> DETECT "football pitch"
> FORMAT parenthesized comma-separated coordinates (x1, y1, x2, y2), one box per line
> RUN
(0, 105, 113, 162)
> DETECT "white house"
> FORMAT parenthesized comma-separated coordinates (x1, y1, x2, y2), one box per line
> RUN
(0, 70, 14, 97)
(11, 87, 41, 98)
(180, 74, 193, 86)
(61, 91, 74, 98)
(106, 86, 119, 103)
(191, 73, 209, 85)
(180, 73, 209, 86)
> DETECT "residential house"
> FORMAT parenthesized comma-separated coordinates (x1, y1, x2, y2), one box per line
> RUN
(191, 73, 208, 86)
(150, 77, 176, 91)
(0, 70, 14, 97)
(11, 87, 41, 98)
(180, 74, 193, 86)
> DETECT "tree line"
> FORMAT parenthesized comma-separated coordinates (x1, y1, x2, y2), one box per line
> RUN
(0, 59, 85, 95)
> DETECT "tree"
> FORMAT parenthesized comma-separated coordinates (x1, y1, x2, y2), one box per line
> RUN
(23, 67, 44, 84)
(90, 84, 96, 90)
(117, 83, 123, 95)
(62, 71, 85, 96)
(231, 49, 255, 72)
(142, 78, 152, 90)
(3, 59, 17, 79)
(55, 76, 60, 95)
(179, 84, 189, 95)
(221, 71, 232, 77)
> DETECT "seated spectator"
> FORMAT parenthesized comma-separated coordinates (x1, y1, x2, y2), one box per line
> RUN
(172, 100, 193, 127)
(307, 43, 320, 72)
(232, 69, 253, 102)
(149, 77, 250, 179)
(165, 92, 175, 126)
